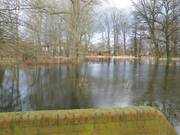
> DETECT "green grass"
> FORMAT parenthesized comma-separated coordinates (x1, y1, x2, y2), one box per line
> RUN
(0, 106, 177, 135)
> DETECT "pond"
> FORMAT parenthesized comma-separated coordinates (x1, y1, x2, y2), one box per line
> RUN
(0, 60, 180, 133)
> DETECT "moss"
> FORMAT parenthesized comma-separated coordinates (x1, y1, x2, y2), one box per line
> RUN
(0, 106, 177, 135)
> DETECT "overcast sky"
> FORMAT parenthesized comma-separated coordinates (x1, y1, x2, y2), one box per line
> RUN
(101, 0, 134, 9)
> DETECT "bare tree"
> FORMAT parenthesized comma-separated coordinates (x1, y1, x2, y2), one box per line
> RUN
(119, 12, 130, 55)
(132, 0, 161, 57)
(159, 0, 180, 58)
(131, 15, 138, 57)
(111, 9, 121, 56)
(97, 11, 112, 53)
(69, 0, 98, 59)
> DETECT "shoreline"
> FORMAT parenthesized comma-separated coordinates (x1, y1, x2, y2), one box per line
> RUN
(0, 56, 180, 66)
(85, 56, 180, 61)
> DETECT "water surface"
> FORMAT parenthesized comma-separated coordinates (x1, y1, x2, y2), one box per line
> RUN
(0, 60, 180, 133)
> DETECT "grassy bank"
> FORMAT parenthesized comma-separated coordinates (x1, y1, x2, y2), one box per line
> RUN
(0, 58, 19, 66)
(24, 56, 74, 66)
(0, 107, 177, 135)
(85, 55, 180, 61)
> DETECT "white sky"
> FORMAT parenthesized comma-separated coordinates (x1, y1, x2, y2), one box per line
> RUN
(92, 0, 135, 45)
(101, 0, 133, 9)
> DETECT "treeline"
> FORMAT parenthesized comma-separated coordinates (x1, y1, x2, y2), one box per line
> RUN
(132, 0, 180, 58)
(0, 0, 97, 60)
(0, 0, 179, 61)
(96, 0, 180, 58)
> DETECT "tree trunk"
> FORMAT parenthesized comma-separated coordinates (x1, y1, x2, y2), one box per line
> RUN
(123, 31, 126, 55)
(107, 29, 111, 54)
(71, 0, 80, 60)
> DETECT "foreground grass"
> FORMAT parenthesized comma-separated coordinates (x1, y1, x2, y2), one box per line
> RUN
(0, 106, 177, 135)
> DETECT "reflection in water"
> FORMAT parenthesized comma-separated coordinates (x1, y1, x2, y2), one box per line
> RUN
(0, 60, 180, 132)
(0, 66, 22, 112)
(160, 62, 180, 127)
(26, 64, 92, 110)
